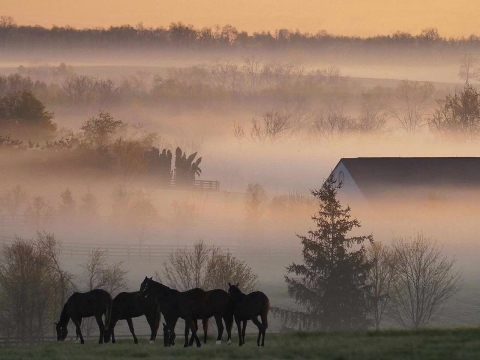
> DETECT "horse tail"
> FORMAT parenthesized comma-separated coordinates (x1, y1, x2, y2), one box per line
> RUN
(262, 297, 270, 330)
(104, 295, 113, 333)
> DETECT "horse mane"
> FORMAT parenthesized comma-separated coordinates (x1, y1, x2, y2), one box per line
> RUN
(59, 303, 70, 326)
(149, 279, 178, 296)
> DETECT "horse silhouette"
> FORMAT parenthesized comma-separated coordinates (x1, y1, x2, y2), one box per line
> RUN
(228, 283, 269, 346)
(55, 289, 112, 344)
(107, 291, 161, 344)
(140, 277, 233, 347)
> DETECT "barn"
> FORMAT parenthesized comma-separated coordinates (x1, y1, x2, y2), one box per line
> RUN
(331, 157, 480, 207)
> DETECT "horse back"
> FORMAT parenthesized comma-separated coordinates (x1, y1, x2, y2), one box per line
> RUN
(237, 291, 269, 319)
(68, 289, 112, 317)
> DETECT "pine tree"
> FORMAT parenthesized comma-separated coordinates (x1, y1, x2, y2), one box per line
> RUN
(285, 173, 373, 330)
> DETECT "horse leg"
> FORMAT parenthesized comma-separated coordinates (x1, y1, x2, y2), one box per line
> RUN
(154, 310, 161, 343)
(184, 320, 190, 348)
(260, 312, 267, 347)
(73, 318, 84, 344)
(187, 320, 197, 347)
(189, 319, 202, 348)
(110, 318, 117, 344)
(111, 326, 116, 344)
(224, 315, 233, 345)
(235, 317, 242, 346)
(251, 317, 264, 347)
(146, 315, 156, 343)
(126, 318, 138, 344)
(241, 320, 247, 345)
(203, 318, 209, 344)
(95, 314, 105, 344)
(214, 315, 223, 345)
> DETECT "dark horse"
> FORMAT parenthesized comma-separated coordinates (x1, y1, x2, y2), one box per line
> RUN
(185, 291, 234, 346)
(228, 283, 269, 347)
(107, 291, 161, 344)
(55, 289, 112, 344)
(140, 277, 233, 348)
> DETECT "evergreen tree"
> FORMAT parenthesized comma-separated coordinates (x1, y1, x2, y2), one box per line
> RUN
(59, 188, 76, 218)
(284, 173, 373, 330)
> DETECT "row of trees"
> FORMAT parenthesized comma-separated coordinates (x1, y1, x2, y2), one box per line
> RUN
(234, 83, 480, 141)
(272, 175, 462, 331)
(1, 18, 478, 51)
(0, 95, 203, 184)
(0, 62, 345, 107)
(0, 233, 127, 343)
(3, 63, 480, 141)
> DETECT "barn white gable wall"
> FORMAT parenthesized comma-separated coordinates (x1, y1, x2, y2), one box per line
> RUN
(332, 161, 369, 206)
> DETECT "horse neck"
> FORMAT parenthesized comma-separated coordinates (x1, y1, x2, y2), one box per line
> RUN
(150, 281, 174, 297)
(233, 291, 247, 303)
(59, 304, 70, 326)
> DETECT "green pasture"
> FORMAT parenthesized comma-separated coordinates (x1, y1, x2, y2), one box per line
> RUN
(2, 328, 480, 360)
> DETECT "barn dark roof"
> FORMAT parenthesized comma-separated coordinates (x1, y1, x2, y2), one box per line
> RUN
(335, 157, 480, 198)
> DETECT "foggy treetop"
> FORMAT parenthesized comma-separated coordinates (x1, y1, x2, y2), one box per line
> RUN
(1, 16, 480, 54)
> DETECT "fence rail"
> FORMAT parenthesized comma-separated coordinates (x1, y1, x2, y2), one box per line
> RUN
(0, 235, 297, 259)
(169, 179, 220, 191)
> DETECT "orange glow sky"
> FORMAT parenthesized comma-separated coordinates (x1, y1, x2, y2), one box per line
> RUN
(3, 0, 480, 37)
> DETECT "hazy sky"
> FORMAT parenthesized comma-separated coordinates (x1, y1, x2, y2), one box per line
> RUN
(3, 0, 480, 37)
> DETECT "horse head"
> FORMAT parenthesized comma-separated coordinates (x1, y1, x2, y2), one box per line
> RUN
(55, 322, 68, 341)
(140, 276, 154, 299)
(228, 282, 242, 298)
(163, 323, 176, 347)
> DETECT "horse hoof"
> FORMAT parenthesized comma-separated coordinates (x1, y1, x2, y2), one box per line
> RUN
(227, 340, 231, 345)
(215, 340, 221, 345)
(149, 340, 154, 344)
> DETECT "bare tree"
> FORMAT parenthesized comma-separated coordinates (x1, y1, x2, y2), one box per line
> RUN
(162, 240, 211, 291)
(250, 110, 292, 142)
(36, 233, 76, 335)
(390, 80, 434, 135)
(233, 121, 246, 140)
(311, 112, 356, 139)
(161, 239, 259, 292)
(366, 242, 395, 330)
(387, 232, 463, 329)
(0, 233, 73, 342)
(459, 53, 479, 85)
(204, 248, 259, 293)
(80, 248, 128, 337)
(2, 185, 27, 219)
(245, 182, 267, 225)
(429, 84, 480, 140)
(24, 196, 55, 230)
(81, 248, 127, 295)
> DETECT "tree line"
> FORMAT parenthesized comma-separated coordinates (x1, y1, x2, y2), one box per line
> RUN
(1, 17, 480, 53)
(0, 96, 203, 184)
(3, 64, 480, 140)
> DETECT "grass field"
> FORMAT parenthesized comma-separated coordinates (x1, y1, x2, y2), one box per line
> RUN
(2, 328, 480, 360)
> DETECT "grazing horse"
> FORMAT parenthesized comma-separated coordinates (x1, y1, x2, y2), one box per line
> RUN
(107, 291, 161, 344)
(55, 289, 112, 344)
(228, 283, 269, 347)
(140, 277, 233, 348)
